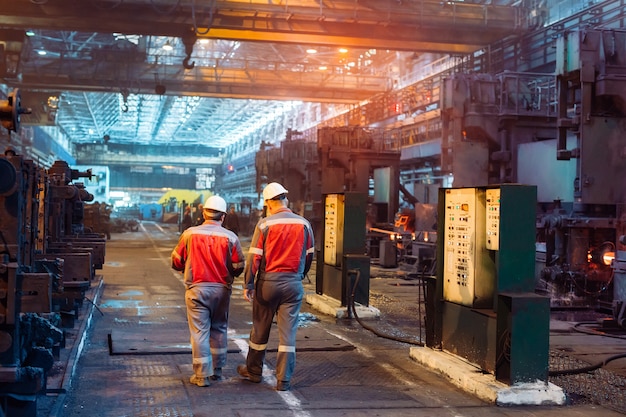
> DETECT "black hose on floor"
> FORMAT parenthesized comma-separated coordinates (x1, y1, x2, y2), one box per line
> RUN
(348, 269, 424, 346)
(549, 320, 626, 376)
(549, 352, 626, 376)
(573, 321, 626, 340)
(347, 269, 625, 373)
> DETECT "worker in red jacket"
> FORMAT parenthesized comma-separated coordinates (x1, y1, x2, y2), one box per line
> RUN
(171, 195, 245, 387)
(237, 182, 314, 391)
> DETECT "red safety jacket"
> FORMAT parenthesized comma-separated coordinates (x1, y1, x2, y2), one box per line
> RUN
(244, 207, 314, 289)
(172, 220, 245, 289)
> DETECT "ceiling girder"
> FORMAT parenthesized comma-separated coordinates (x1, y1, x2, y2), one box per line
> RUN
(197, 28, 484, 55)
(0, 0, 529, 52)
(15, 66, 390, 102)
(74, 150, 222, 168)
(0, 0, 531, 101)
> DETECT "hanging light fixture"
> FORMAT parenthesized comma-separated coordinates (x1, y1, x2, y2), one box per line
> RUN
(162, 41, 173, 51)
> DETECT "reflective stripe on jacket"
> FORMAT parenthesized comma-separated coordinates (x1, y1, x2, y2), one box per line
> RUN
(171, 220, 245, 289)
(244, 207, 314, 289)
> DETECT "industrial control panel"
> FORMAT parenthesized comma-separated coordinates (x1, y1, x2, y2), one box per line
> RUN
(442, 187, 495, 308)
(317, 192, 369, 306)
(324, 193, 345, 266)
(485, 188, 501, 250)
(441, 185, 537, 308)
(435, 184, 543, 384)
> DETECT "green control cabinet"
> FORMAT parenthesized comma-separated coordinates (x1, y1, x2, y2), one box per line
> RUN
(316, 192, 370, 306)
(496, 292, 550, 384)
(432, 184, 549, 384)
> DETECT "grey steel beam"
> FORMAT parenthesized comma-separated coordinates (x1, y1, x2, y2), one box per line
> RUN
(15, 69, 389, 102)
(74, 150, 222, 168)
(0, 1, 530, 53)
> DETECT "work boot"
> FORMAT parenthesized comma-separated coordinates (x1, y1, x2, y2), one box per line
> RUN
(276, 381, 291, 391)
(210, 367, 224, 381)
(236, 364, 261, 383)
(189, 375, 211, 387)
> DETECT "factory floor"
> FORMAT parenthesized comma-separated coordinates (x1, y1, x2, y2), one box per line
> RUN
(34, 220, 626, 417)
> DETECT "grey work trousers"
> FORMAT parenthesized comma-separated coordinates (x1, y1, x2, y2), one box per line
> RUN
(185, 285, 231, 378)
(246, 278, 303, 383)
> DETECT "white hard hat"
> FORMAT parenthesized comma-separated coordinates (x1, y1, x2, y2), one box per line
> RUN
(262, 182, 289, 201)
(204, 195, 227, 213)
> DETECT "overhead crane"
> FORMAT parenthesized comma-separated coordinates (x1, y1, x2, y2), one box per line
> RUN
(0, 0, 536, 98)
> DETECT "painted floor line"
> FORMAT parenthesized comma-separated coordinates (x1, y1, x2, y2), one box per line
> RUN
(231, 334, 312, 417)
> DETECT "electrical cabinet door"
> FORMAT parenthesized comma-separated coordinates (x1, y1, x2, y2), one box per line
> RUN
(324, 194, 344, 266)
(442, 188, 495, 308)
(485, 188, 501, 250)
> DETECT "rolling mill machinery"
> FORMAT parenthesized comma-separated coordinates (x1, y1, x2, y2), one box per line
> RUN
(256, 125, 401, 306)
(414, 30, 625, 384)
(254, 28, 626, 327)
(434, 29, 626, 325)
(550, 29, 626, 323)
(255, 128, 321, 224)
(0, 90, 106, 416)
(256, 126, 401, 238)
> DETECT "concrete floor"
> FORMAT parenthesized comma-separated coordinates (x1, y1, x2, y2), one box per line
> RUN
(35, 220, 626, 417)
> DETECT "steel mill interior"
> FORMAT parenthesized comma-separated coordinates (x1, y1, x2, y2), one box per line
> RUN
(1, 1, 626, 417)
